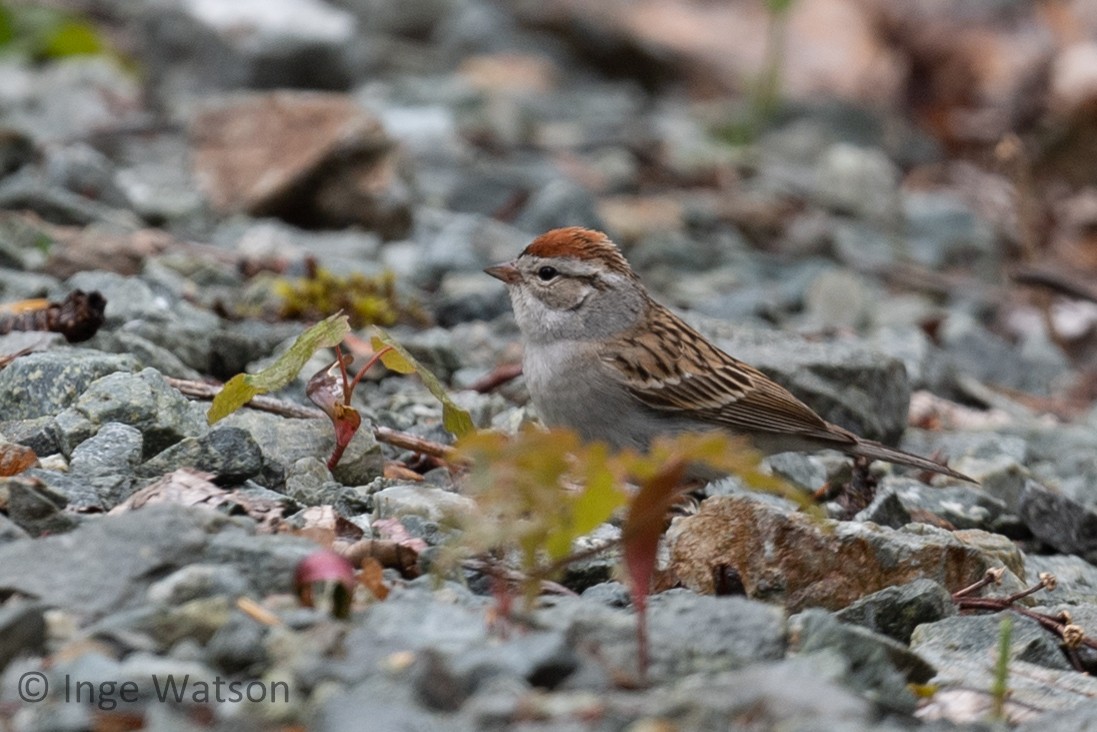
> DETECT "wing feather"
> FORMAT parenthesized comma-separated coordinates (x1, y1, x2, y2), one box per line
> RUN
(602, 304, 857, 448)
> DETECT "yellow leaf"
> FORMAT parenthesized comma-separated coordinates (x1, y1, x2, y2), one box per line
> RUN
(371, 328, 474, 438)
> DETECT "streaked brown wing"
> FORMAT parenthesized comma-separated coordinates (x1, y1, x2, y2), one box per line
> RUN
(602, 304, 856, 446)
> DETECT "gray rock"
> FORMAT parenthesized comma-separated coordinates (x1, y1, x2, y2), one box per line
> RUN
(338, 0, 456, 37)
(799, 267, 875, 331)
(0, 166, 139, 227)
(561, 524, 621, 594)
(513, 178, 604, 236)
(0, 504, 313, 620)
(912, 612, 1071, 672)
(138, 426, 264, 484)
(887, 476, 1017, 533)
(835, 578, 955, 643)
(938, 312, 1070, 397)
(92, 596, 233, 650)
(0, 513, 29, 544)
(0, 350, 138, 421)
(43, 143, 131, 210)
(0, 416, 59, 457)
(0, 475, 80, 536)
(88, 331, 204, 380)
(852, 487, 912, 528)
(831, 219, 904, 271)
(317, 674, 472, 732)
(206, 611, 269, 675)
(580, 581, 632, 608)
(0, 600, 47, 674)
(322, 584, 492, 686)
(415, 632, 577, 710)
(53, 368, 205, 458)
(0, 57, 143, 145)
(813, 143, 900, 222)
(68, 422, 143, 507)
(0, 268, 60, 300)
(202, 529, 317, 597)
(372, 484, 474, 523)
(141, 0, 358, 114)
(1024, 553, 1097, 604)
(1019, 479, 1097, 561)
(576, 655, 874, 731)
(541, 591, 786, 684)
(283, 457, 338, 502)
(764, 452, 827, 491)
(953, 452, 1030, 514)
(692, 319, 911, 442)
(903, 191, 997, 271)
(790, 609, 933, 714)
(206, 318, 313, 380)
(146, 564, 251, 606)
(433, 272, 511, 326)
(1016, 702, 1097, 732)
(65, 271, 174, 325)
(220, 409, 382, 487)
(410, 209, 529, 289)
(113, 133, 207, 227)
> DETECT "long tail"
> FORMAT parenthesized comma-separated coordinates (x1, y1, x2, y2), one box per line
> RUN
(849, 438, 974, 483)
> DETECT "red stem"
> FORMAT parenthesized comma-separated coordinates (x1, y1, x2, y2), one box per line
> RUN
(347, 345, 394, 402)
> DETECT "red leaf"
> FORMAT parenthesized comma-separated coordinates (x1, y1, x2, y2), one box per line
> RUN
(294, 550, 356, 619)
(621, 459, 687, 678)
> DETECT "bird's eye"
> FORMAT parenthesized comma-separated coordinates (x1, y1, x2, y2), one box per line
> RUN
(537, 266, 558, 281)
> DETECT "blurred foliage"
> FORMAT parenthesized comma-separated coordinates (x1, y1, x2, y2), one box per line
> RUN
(448, 428, 795, 594)
(714, 0, 797, 145)
(276, 266, 425, 329)
(449, 427, 799, 674)
(0, 3, 108, 62)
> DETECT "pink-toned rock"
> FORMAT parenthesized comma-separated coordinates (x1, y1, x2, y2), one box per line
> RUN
(189, 92, 410, 237)
(1051, 42, 1097, 115)
(668, 494, 1024, 612)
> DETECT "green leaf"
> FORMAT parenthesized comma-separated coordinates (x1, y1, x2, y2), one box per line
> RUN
(208, 313, 351, 423)
(40, 18, 102, 58)
(371, 329, 474, 437)
(369, 335, 415, 374)
(0, 6, 15, 48)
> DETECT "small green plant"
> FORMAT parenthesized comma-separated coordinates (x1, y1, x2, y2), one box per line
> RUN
(208, 313, 473, 470)
(991, 615, 1012, 719)
(714, 0, 797, 145)
(0, 3, 108, 61)
(276, 266, 425, 329)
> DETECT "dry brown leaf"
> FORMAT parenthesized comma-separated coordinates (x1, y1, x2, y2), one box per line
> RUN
(108, 468, 286, 530)
(0, 441, 37, 477)
(339, 538, 422, 578)
(358, 556, 391, 600)
(383, 461, 424, 481)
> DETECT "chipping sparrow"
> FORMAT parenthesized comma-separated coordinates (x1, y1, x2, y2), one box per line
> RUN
(485, 226, 969, 481)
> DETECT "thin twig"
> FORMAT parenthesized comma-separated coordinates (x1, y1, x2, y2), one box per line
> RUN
(1012, 264, 1097, 304)
(468, 363, 523, 393)
(165, 377, 325, 419)
(372, 426, 459, 462)
(165, 376, 460, 462)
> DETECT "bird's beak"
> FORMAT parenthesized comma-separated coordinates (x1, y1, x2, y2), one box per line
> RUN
(484, 261, 521, 285)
